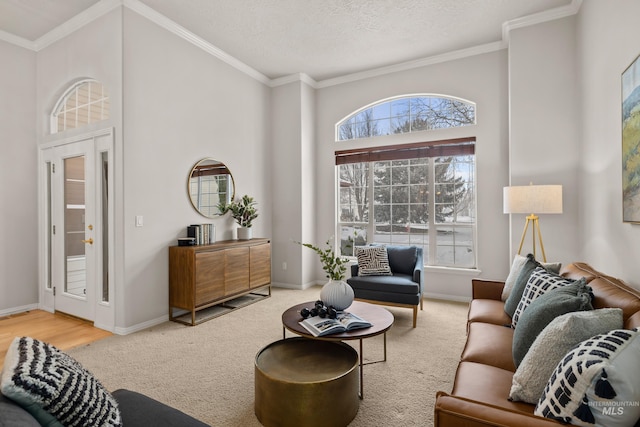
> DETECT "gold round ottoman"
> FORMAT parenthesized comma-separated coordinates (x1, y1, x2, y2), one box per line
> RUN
(254, 338, 359, 427)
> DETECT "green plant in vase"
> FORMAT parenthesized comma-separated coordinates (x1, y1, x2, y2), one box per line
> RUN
(219, 195, 258, 239)
(296, 237, 354, 310)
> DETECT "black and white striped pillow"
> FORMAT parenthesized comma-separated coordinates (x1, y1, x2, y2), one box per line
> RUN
(355, 246, 392, 276)
(0, 337, 122, 427)
(511, 267, 582, 328)
(535, 328, 640, 426)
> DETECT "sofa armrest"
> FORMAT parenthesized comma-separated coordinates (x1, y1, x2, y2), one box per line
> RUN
(434, 392, 563, 427)
(112, 389, 209, 427)
(413, 248, 424, 291)
(471, 279, 505, 301)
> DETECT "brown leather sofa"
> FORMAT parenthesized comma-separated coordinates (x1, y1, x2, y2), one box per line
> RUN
(434, 262, 640, 427)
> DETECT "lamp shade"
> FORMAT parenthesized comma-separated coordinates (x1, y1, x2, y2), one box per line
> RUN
(503, 185, 563, 214)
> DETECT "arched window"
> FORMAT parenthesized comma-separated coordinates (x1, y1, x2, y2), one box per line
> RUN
(336, 95, 475, 141)
(51, 79, 110, 134)
(335, 94, 477, 269)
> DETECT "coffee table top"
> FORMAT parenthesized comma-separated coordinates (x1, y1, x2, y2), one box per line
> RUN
(282, 301, 394, 341)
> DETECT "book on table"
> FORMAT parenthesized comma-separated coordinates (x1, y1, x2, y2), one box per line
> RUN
(299, 312, 372, 337)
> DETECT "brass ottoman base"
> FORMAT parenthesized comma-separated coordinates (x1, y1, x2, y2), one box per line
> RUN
(255, 338, 359, 427)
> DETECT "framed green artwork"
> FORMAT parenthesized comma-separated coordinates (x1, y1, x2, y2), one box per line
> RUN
(622, 53, 640, 223)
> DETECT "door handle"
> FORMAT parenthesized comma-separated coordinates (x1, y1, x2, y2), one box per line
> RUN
(82, 238, 94, 245)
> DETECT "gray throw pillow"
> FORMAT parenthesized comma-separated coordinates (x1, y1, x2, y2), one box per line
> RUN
(504, 254, 540, 317)
(509, 308, 623, 403)
(501, 254, 561, 301)
(512, 280, 593, 368)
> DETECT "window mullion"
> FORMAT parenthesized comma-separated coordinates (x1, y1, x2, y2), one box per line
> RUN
(428, 159, 436, 265)
(367, 163, 375, 245)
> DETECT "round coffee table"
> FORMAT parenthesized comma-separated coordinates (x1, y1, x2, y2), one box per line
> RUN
(282, 300, 394, 398)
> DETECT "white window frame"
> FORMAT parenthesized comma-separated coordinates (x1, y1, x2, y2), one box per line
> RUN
(50, 79, 109, 134)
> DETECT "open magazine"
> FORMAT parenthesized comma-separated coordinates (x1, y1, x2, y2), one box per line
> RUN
(299, 312, 372, 337)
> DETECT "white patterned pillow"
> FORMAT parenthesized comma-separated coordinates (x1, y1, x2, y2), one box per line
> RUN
(0, 337, 122, 427)
(511, 267, 577, 328)
(355, 246, 392, 276)
(535, 328, 640, 426)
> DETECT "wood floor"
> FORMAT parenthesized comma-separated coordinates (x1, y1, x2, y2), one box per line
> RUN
(0, 310, 112, 367)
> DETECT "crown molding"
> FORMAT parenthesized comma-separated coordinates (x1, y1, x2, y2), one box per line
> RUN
(123, 0, 270, 85)
(269, 72, 318, 89)
(34, 0, 122, 50)
(315, 41, 506, 89)
(502, 0, 583, 44)
(0, 0, 583, 88)
(0, 29, 35, 50)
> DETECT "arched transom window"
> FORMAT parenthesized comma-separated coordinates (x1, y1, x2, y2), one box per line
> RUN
(51, 79, 110, 134)
(336, 95, 475, 141)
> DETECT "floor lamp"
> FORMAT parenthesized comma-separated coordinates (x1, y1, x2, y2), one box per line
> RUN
(503, 184, 563, 262)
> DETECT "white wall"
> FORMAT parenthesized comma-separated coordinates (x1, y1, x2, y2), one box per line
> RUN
(507, 16, 581, 267)
(0, 41, 37, 313)
(315, 50, 511, 300)
(577, 0, 640, 287)
(121, 9, 272, 328)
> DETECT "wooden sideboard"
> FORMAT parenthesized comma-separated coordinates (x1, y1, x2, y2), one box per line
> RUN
(169, 238, 271, 325)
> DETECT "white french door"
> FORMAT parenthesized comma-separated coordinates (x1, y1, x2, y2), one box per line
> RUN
(40, 130, 114, 328)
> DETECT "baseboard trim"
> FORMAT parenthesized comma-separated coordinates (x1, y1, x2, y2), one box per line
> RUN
(0, 303, 39, 317)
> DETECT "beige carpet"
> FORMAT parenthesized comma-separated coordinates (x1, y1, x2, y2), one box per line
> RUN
(67, 286, 469, 426)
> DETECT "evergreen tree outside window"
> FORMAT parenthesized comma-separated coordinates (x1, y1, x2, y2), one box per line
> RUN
(336, 140, 476, 268)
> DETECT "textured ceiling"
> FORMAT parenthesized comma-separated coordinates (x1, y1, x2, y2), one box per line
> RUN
(0, 0, 573, 81)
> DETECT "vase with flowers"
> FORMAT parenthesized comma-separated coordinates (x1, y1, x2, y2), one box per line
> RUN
(296, 237, 354, 310)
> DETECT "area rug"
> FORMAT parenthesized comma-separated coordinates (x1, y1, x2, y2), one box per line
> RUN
(67, 286, 468, 426)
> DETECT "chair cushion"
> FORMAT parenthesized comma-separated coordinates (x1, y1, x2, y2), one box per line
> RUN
(385, 246, 417, 275)
(347, 273, 419, 295)
(354, 246, 392, 276)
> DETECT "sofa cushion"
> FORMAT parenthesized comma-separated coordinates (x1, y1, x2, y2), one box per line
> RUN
(0, 393, 40, 427)
(0, 337, 122, 427)
(512, 280, 593, 367)
(385, 245, 417, 275)
(509, 308, 623, 404)
(467, 299, 511, 326)
(502, 254, 561, 301)
(535, 328, 640, 426)
(451, 361, 535, 414)
(511, 267, 584, 328)
(354, 246, 392, 276)
(460, 322, 515, 372)
(112, 389, 209, 427)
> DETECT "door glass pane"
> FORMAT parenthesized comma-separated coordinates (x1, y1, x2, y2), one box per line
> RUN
(64, 155, 86, 298)
(101, 152, 109, 302)
(46, 162, 52, 289)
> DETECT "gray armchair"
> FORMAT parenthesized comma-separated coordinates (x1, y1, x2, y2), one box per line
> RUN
(347, 245, 424, 327)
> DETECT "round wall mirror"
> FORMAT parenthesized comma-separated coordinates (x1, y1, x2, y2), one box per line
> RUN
(188, 158, 235, 218)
